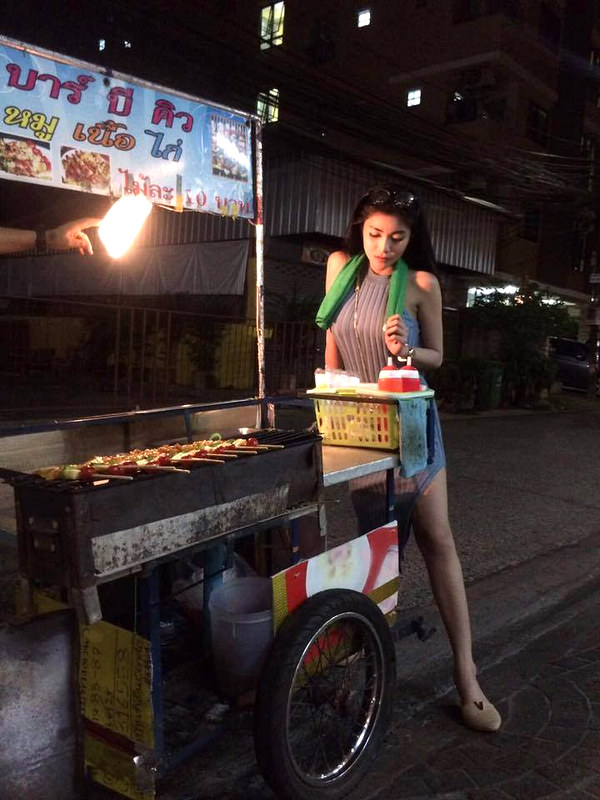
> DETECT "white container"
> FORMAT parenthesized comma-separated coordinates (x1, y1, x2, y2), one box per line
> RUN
(209, 577, 273, 697)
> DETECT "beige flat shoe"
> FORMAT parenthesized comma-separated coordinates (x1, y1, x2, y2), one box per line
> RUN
(461, 700, 502, 732)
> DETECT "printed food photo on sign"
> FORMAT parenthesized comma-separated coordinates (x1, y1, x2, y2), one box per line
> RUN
(0, 134, 52, 180)
(60, 146, 111, 193)
(305, 537, 371, 596)
(210, 115, 249, 182)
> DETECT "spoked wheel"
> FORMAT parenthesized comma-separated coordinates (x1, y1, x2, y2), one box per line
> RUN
(254, 589, 396, 800)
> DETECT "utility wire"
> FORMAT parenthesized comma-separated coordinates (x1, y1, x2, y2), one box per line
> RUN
(3, 1, 597, 208)
(88, 0, 594, 203)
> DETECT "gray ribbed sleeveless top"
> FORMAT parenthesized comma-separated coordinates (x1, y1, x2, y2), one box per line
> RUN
(330, 268, 391, 383)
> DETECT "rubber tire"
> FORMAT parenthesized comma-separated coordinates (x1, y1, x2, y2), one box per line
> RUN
(254, 589, 396, 800)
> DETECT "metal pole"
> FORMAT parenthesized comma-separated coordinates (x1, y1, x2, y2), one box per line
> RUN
(113, 307, 121, 403)
(152, 309, 160, 404)
(163, 311, 172, 404)
(127, 308, 134, 408)
(253, 118, 266, 428)
(140, 308, 147, 408)
(588, 280, 600, 398)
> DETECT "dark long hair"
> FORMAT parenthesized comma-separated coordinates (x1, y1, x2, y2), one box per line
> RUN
(343, 184, 437, 273)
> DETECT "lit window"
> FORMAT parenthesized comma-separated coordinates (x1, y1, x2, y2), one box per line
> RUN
(257, 88, 280, 124)
(98, 38, 106, 52)
(260, 3, 285, 50)
(357, 9, 371, 27)
(123, 40, 132, 49)
(407, 88, 422, 107)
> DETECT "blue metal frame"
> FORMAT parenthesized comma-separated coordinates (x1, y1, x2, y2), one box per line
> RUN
(0, 397, 269, 439)
(139, 569, 165, 759)
(137, 504, 320, 774)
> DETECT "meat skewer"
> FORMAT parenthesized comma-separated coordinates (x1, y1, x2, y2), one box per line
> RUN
(33, 433, 280, 483)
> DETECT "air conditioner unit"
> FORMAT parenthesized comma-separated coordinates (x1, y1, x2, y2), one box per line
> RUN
(301, 244, 330, 265)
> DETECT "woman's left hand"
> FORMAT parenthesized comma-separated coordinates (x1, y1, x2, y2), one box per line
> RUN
(382, 314, 409, 356)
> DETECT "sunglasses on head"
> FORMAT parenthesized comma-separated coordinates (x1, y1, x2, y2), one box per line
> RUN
(364, 188, 417, 209)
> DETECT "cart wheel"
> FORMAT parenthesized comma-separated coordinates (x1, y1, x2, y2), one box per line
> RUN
(254, 589, 396, 800)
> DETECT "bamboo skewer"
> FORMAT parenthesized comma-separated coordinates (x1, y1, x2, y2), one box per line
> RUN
(138, 465, 191, 474)
(91, 473, 134, 481)
(175, 457, 226, 465)
(172, 451, 234, 461)
(195, 452, 238, 459)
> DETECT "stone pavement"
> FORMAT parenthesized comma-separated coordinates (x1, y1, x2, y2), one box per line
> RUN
(368, 597, 600, 800)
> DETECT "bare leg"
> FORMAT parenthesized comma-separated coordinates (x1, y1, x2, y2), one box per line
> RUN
(411, 468, 489, 706)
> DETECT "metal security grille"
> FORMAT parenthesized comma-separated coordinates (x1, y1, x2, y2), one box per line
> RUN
(0, 296, 324, 414)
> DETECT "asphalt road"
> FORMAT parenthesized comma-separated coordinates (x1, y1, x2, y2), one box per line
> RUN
(322, 401, 600, 610)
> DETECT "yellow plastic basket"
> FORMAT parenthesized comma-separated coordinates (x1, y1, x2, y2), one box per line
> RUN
(312, 396, 400, 450)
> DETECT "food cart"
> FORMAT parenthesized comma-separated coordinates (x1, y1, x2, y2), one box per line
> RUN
(0, 35, 435, 800)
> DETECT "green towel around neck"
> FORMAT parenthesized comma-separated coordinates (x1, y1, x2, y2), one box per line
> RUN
(315, 253, 409, 330)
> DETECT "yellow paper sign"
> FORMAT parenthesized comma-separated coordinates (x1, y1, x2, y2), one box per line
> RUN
(85, 732, 155, 800)
(79, 620, 154, 748)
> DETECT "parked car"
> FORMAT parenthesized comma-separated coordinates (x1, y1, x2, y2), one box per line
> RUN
(548, 337, 599, 394)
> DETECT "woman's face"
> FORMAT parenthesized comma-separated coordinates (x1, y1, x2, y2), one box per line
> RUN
(362, 211, 411, 275)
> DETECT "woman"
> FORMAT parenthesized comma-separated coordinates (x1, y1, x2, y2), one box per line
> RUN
(315, 185, 501, 732)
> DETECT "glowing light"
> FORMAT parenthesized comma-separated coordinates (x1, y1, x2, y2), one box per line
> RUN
(358, 9, 371, 27)
(407, 89, 422, 107)
(99, 194, 152, 259)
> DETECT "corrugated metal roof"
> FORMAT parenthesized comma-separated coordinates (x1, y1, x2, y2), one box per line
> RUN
(134, 150, 500, 275)
(136, 205, 253, 247)
(265, 152, 499, 275)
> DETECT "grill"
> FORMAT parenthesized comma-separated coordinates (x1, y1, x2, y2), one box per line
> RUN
(2, 429, 323, 623)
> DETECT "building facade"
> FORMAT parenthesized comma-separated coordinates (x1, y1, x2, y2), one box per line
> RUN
(4, 0, 599, 329)
(248, 0, 600, 329)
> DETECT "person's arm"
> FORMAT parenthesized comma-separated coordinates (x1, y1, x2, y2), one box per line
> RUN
(324, 250, 348, 370)
(0, 228, 37, 254)
(402, 270, 444, 370)
(325, 329, 344, 370)
(0, 218, 102, 256)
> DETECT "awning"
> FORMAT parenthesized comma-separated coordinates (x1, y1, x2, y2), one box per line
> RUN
(0, 239, 249, 297)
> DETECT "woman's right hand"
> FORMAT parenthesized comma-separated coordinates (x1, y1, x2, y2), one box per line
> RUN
(47, 218, 102, 255)
(383, 314, 409, 356)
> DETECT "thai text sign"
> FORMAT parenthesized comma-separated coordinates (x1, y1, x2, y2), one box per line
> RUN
(0, 37, 255, 217)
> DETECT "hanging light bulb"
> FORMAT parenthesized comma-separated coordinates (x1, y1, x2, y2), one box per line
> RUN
(99, 194, 152, 259)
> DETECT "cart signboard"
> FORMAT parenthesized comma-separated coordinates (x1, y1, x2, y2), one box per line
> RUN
(0, 36, 255, 218)
(272, 523, 400, 631)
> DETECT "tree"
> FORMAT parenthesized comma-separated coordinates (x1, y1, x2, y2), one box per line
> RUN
(468, 283, 577, 405)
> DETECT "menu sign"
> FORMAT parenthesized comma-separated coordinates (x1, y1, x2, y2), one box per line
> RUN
(0, 37, 255, 218)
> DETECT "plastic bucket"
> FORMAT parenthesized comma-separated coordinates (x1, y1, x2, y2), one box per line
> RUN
(209, 577, 273, 697)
